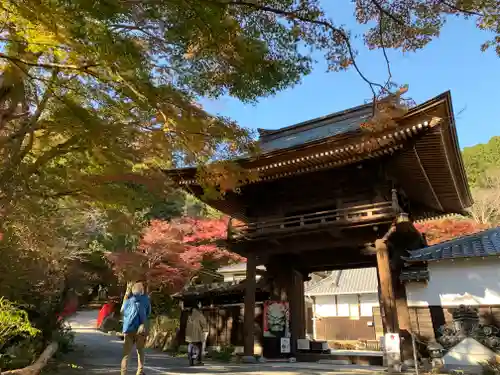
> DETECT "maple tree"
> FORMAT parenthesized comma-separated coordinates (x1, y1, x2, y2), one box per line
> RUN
(414, 218, 488, 246)
(107, 217, 242, 293)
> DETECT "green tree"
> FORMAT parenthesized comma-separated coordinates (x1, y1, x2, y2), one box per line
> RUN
(462, 137, 500, 188)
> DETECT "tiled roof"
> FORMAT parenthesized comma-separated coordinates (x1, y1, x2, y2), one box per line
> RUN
(258, 105, 372, 154)
(305, 268, 378, 296)
(217, 262, 266, 274)
(174, 277, 268, 298)
(403, 227, 500, 263)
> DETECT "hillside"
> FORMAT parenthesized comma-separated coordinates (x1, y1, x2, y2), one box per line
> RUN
(462, 136, 500, 188)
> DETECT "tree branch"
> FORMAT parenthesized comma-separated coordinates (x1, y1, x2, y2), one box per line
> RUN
(0, 52, 98, 72)
(378, 12, 393, 94)
(369, 0, 407, 27)
(438, 0, 485, 16)
(208, 0, 388, 99)
(28, 135, 84, 176)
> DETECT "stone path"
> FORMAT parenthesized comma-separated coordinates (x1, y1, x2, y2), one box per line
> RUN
(56, 311, 384, 375)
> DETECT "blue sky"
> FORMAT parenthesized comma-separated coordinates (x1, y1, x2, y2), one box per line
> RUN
(200, 10, 499, 149)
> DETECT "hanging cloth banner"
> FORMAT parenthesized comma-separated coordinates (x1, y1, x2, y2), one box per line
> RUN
(263, 301, 290, 338)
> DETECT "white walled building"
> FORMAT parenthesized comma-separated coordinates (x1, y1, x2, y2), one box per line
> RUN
(405, 258, 500, 307)
(217, 262, 266, 282)
(403, 227, 500, 308)
(304, 267, 381, 342)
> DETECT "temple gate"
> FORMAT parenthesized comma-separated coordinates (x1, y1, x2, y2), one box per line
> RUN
(166, 91, 472, 360)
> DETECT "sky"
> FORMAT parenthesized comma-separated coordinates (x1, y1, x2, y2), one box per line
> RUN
(200, 7, 499, 150)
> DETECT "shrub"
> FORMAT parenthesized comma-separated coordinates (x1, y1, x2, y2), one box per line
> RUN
(481, 356, 500, 375)
(1, 339, 43, 370)
(0, 298, 39, 350)
(0, 298, 40, 370)
(52, 321, 75, 355)
(209, 345, 234, 362)
(146, 315, 180, 350)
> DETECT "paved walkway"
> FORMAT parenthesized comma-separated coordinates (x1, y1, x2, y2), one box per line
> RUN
(58, 311, 384, 375)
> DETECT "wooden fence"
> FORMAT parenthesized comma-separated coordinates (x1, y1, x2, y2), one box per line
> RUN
(178, 304, 264, 348)
(315, 316, 377, 341)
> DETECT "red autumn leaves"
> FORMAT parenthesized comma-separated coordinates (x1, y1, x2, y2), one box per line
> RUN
(415, 219, 488, 246)
(106, 217, 242, 292)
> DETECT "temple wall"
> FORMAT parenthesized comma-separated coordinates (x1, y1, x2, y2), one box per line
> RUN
(405, 258, 500, 307)
(314, 294, 379, 318)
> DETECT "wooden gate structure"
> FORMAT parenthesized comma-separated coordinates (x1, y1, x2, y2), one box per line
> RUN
(165, 91, 472, 359)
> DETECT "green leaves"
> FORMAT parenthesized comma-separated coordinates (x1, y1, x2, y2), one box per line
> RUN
(0, 298, 40, 352)
(463, 136, 500, 188)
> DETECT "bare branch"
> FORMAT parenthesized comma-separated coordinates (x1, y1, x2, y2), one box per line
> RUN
(378, 13, 393, 93)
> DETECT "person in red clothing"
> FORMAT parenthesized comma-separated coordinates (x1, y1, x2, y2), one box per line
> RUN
(57, 293, 79, 322)
(97, 299, 116, 330)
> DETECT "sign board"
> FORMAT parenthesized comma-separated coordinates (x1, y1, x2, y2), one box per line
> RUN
(280, 337, 291, 353)
(384, 333, 400, 354)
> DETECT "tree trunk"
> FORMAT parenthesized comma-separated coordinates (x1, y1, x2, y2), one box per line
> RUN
(2, 342, 58, 375)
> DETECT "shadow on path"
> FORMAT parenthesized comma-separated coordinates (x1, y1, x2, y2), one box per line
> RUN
(56, 311, 379, 375)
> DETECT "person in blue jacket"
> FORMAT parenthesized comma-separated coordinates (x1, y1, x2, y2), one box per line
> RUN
(120, 282, 151, 375)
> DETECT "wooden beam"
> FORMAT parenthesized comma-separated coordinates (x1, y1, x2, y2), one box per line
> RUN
(230, 230, 382, 256)
(243, 253, 257, 357)
(293, 249, 377, 272)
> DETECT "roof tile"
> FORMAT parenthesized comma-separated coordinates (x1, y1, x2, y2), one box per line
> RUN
(305, 268, 378, 296)
(404, 227, 500, 263)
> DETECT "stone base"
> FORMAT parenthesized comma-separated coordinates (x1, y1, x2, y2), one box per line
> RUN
(241, 356, 257, 364)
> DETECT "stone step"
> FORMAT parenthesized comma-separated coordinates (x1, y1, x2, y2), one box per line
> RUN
(317, 359, 352, 365)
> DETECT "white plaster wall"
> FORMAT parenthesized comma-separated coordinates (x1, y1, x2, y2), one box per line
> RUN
(313, 293, 379, 318)
(315, 295, 337, 317)
(337, 295, 355, 317)
(405, 258, 500, 307)
(360, 294, 379, 316)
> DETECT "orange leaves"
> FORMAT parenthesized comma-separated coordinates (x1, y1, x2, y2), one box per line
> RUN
(414, 218, 488, 246)
(359, 85, 410, 134)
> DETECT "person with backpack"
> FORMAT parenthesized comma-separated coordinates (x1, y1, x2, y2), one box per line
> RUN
(120, 282, 151, 375)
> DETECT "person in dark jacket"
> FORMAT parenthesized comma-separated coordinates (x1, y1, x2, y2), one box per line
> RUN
(120, 282, 151, 375)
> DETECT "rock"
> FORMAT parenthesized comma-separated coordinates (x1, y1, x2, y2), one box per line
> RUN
(442, 337, 495, 372)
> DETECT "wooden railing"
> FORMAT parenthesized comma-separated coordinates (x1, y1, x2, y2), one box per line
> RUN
(229, 201, 395, 240)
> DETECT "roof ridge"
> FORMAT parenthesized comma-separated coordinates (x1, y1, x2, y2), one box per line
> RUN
(305, 272, 337, 294)
(258, 102, 373, 139)
(404, 226, 500, 263)
(408, 226, 500, 257)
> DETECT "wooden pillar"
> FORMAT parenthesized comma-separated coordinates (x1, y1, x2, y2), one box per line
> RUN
(387, 219, 428, 362)
(243, 253, 257, 357)
(393, 274, 414, 361)
(288, 269, 306, 354)
(266, 255, 305, 356)
(375, 239, 398, 334)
